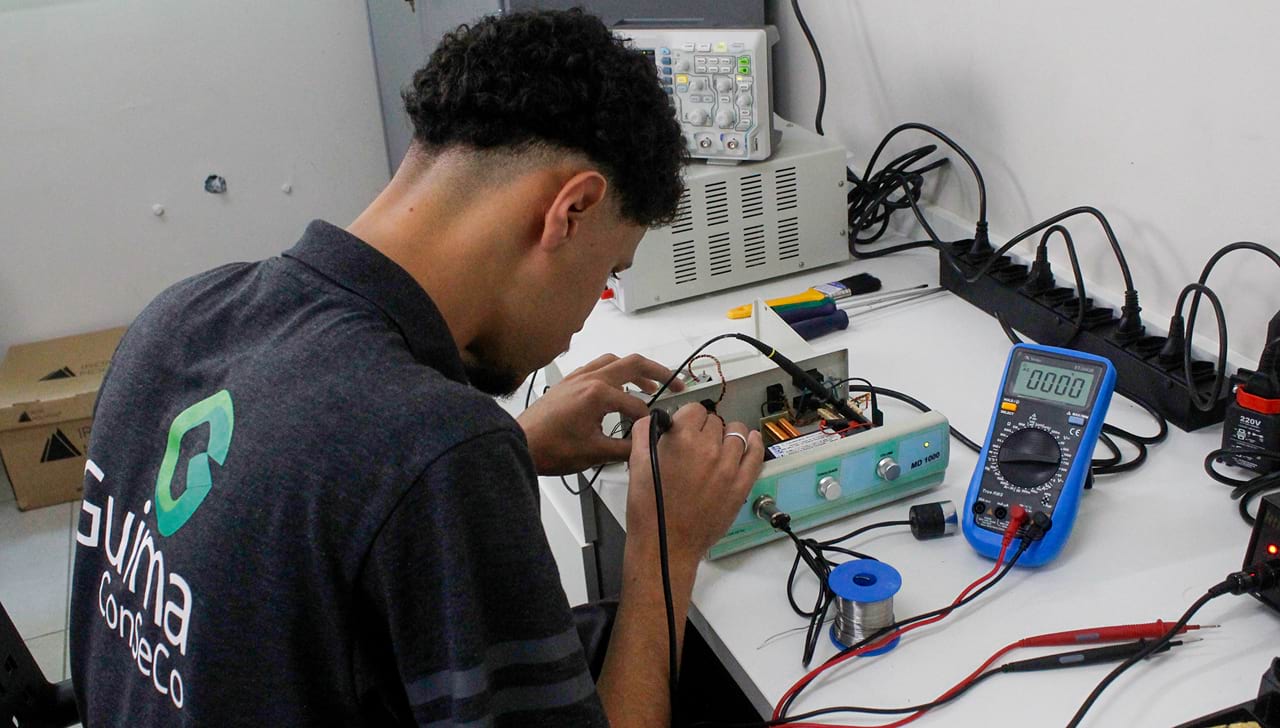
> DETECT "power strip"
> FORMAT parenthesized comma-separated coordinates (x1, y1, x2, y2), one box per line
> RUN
(937, 241, 1230, 431)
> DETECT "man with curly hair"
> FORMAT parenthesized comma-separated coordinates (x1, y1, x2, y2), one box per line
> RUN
(70, 8, 764, 727)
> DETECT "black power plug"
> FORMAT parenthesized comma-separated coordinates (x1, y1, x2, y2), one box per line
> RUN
(1156, 313, 1187, 369)
(1111, 289, 1146, 345)
(1020, 243, 1056, 296)
(962, 220, 994, 262)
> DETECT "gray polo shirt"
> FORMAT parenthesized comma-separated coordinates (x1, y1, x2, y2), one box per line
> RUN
(69, 220, 607, 726)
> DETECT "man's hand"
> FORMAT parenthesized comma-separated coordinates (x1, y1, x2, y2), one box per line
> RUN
(625, 403, 765, 566)
(596, 404, 764, 728)
(517, 353, 684, 476)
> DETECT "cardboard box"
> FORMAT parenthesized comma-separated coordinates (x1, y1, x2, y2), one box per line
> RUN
(0, 327, 126, 510)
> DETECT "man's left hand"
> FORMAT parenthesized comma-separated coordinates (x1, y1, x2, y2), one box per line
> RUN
(518, 353, 685, 476)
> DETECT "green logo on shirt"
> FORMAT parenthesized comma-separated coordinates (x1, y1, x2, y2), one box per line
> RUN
(154, 390, 235, 536)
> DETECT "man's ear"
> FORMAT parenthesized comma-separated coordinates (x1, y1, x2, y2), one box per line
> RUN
(540, 170, 608, 250)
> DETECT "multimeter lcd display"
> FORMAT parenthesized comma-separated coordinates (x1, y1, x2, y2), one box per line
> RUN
(1009, 362, 1097, 407)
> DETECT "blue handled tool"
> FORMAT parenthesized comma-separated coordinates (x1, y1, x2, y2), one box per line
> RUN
(962, 343, 1116, 567)
(778, 301, 837, 325)
(789, 310, 849, 340)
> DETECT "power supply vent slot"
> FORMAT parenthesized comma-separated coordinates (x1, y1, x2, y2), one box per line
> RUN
(705, 181, 729, 227)
(778, 217, 800, 260)
(740, 173, 764, 219)
(671, 191, 693, 234)
(775, 167, 798, 212)
(744, 224, 767, 268)
(708, 231, 733, 276)
(673, 238, 697, 284)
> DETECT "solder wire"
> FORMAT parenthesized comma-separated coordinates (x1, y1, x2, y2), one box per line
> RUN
(831, 594, 895, 648)
(827, 560, 903, 656)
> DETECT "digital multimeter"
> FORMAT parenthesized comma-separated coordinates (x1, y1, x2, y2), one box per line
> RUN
(963, 344, 1117, 567)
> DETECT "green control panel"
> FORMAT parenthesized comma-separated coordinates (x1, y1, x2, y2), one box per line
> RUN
(710, 411, 950, 559)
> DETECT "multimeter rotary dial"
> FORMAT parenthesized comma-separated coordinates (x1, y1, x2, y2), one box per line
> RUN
(994, 426, 1064, 490)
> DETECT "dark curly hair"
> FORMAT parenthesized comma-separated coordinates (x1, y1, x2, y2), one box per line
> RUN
(402, 9, 685, 227)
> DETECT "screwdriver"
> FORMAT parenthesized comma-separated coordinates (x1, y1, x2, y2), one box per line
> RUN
(785, 288, 946, 340)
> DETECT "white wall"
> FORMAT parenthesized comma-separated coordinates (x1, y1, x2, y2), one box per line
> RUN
(767, 0, 1280, 366)
(0, 0, 390, 356)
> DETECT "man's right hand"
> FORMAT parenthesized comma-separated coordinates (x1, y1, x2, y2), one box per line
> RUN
(598, 404, 763, 728)
(625, 403, 764, 566)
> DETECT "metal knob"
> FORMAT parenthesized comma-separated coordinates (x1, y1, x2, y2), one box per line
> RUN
(818, 476, 842, 501)
(876, 456, 901, 481)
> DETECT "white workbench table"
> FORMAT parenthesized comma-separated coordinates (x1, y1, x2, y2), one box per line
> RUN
(552, 248, 1277, 727)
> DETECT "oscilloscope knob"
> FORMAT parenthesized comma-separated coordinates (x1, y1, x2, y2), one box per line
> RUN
(715, 76, 734, 93)
(997, 428, 1063, 489)
(686, 109, 710, 126)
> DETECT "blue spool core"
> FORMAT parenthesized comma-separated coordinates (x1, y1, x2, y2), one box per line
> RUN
(827, 559, 902, 656)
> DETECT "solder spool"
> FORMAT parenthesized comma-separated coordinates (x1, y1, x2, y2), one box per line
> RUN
(828, 559, 902, 656)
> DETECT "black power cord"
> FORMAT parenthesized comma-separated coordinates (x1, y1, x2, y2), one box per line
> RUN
(789, 0, 826, 136)
(848, 144, 951, 256)
(1177, 243, 1280, 391)
(1161, 282, 1231, 413)
(1065, 559, 1280, 727)
(849, 124, 989, 260)
(647, 409, 680, 723)
(1205, 448, 1280, 525)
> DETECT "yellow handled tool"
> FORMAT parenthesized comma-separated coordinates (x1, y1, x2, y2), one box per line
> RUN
(726, 290, 826, 319)
(726, 273, 883, 319)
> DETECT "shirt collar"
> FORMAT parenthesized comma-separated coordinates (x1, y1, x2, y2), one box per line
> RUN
(282, 220, 468, 383)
